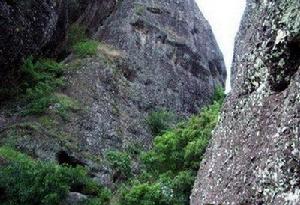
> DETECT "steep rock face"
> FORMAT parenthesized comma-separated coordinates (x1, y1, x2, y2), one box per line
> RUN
(0, 0, 66, 84)
(75, 0, 117, 34)
(0, 0, 116, 86)
(98, 0, 227, 110)
(63, 0, 226, 154)
(0, 0, 226, 184)
(191, 0, 300, 204)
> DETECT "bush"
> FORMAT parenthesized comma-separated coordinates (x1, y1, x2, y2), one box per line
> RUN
(120, 170, 194, 205)
(122, 86, 225, 204)
(120, 182, 174, 205)
(106, 151, 132, 181)
(21, 57, 65, 115)
(142, 99, 222, 175)
(73, 40, 99, 57)
(67, 23, 99, 57)
(213, 84, 226, 103)
(146, 109, 176, 136)
(0, 147, 109, 205)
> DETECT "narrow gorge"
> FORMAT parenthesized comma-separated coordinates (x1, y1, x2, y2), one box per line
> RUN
(0, 0, 299, 205)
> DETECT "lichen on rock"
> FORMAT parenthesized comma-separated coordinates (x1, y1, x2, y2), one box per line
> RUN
(191, 0, 300, 204)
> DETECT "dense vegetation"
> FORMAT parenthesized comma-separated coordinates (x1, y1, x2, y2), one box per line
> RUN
(0, 17, 225, 204)
(20, 57, 65, 115)
(0, 147, 110, 205)
(108, 86, 225, 205)
(0, 86, 224, 205)
(146, 109, 177, 136)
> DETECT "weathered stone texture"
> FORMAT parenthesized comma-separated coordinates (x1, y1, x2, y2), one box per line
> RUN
(0, 0, 66, 84)
(0, 0, 226, 185)
(63, 0, 226, 156)
(191, 0, 300, 204)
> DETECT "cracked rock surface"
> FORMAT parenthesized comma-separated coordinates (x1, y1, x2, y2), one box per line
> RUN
(191, 0, 300, 204)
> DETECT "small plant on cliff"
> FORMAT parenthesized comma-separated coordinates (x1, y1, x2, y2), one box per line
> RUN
(67, 23, 99, 57)
(68, 24, 87, 48)
(21, 57, 65, 115)
(73, 40, 99, 57)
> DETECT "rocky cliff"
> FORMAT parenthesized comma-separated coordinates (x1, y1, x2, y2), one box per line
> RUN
(191, 0, 300, 204)
(0, 0, 65, 85)
(0, 0, 117, 87)
(0, 0, 225, 187)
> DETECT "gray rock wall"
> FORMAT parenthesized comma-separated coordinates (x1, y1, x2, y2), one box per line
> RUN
(0, 0, 226, 185)
(63, 0, 226, 155)
(0, 0, 66, 84)
(0, 0, 116, 86)
(191, 0, 300, 204)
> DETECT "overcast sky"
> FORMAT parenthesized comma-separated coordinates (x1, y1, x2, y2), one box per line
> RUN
(196, 0, 246, 91)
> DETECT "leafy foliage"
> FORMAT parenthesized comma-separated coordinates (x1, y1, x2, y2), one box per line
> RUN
(106, 150, 132, 182)
(120, 169, 195, 205)
(0, 147, 110, 205)
(117, 86, 225, 205)
(20, 57, 65, 115)
(142, 100, 222, 175)
(212, 84, 226, 104)
(0, 86, 225, 205)
(146, 109, 176, 136)
(120, 181, 174, 205)
(18, 57, 80, 117)
(67, 23, 99, 57)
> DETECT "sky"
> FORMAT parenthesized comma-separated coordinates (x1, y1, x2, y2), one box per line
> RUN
(196, 0, 246, 91)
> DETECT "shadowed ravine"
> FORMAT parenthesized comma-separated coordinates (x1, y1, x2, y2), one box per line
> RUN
(0, 0, 299, 204)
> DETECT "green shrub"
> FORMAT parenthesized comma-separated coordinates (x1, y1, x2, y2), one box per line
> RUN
(120, 182, 174, 205)
(21, 57, 65, 115)
(141, 130, 185, 175)
(106, 151, 132, 181)
(142, 100, 222, 175)
(213, 84, 226, 103)
(146, 109, 176, 136)
(120, 86, 225, 204)
(22, 57, 64, 85)
(119, 170, 194, 205)
(169, 171, 195, 204)
(0, 147, 109, 205)
(73, 40, 99, 57)
(67, 23, 99, 57)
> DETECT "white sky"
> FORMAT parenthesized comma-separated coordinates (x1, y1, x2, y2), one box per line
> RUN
(196, 0, 246, 91)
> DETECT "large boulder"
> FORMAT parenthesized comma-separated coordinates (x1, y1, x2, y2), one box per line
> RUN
(191, 0, 300, 204)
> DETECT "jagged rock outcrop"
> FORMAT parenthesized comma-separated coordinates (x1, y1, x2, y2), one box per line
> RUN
(191, 0, 300, 204)
(63, 0, 226, 154)
(0, 0, 226, 185)
(70, 0, 225, 160)
(0, 0, 116, 85)
(0, 0, 67, 84)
